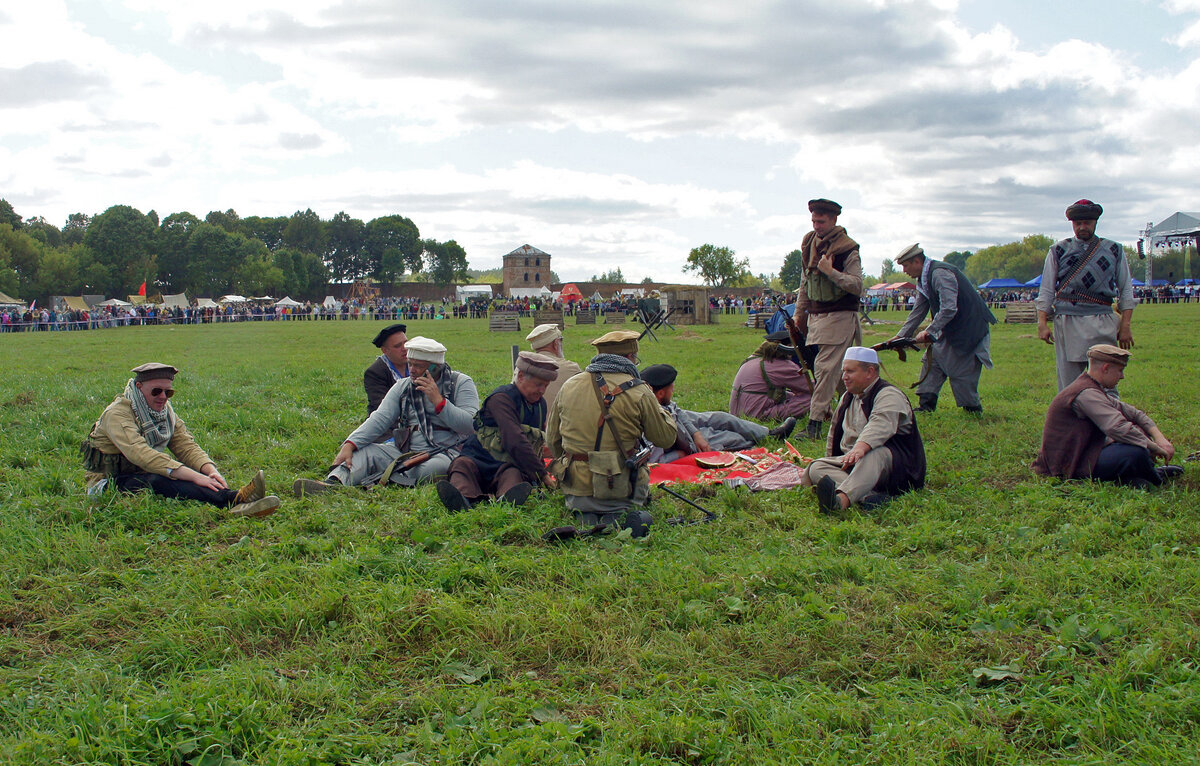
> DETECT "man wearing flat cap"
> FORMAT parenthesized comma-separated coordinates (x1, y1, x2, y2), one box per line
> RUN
(511, 322, 582, 422)
(1032, 345, 1181, 489)
(730, 330, 813, 422)
(82, 363, 281, 517)
(888, 243, 997, 413)
(794, 198, 864, 440)
(804, 347, 926, 514)
(1037, 199, 1136, 391)
(546, 330, 677, 536)
(437, 352, 559, 511)
(643, 363, 795, 463)
(365, 323, 409, 414)
(294, 336, 479, 494)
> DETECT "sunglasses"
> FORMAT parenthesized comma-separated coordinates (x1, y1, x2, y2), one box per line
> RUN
(150, 387, 175, 398)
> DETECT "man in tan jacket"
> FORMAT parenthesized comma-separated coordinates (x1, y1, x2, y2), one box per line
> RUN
(83, 362, 280, 517)
(546, 330, 676, 536)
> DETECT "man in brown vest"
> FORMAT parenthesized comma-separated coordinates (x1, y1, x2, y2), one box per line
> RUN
(1032, 345, 1181, 489)
(794, 198, 863, 440)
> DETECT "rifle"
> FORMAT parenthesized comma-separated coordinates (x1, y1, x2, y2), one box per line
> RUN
(871, 337, 932, 388)
(378, 443, 455, 485)
(777, 306, 817, 390)
(658, 484, 718, 525)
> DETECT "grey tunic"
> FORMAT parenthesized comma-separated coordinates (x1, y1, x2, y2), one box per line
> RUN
(647, 402, 768, 463)
(329, 371, 479, 487)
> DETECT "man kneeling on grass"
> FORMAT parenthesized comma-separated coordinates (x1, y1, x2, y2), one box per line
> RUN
(803, 347, 926, 514)
(436, 352, 559, 511)
(82, 363, 280, 518)
(1032, 344, 1181, 489)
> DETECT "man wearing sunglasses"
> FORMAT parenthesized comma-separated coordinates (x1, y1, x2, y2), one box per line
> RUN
(82, 362, 281, 517)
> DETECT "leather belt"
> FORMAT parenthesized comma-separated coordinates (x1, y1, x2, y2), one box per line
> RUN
(569, 453, 589, 462)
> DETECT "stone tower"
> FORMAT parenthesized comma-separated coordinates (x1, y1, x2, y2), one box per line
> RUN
(501, 244, 551, 295)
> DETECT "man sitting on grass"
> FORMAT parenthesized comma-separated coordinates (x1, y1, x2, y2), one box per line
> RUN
(641, 363, 796, 463)
(82, 362, 280, 518)
(436, 352, 559, 511)
(803, 347, 926, 514)
(1032, 344, 1181, 489)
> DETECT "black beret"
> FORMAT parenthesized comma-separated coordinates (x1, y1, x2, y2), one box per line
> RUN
(1066, 199, 1103, 221)
(372, 323, 407, 347)
(764, 329, 791, 343)
(640, 363, 678, 389)
(808, 198, 842, 216)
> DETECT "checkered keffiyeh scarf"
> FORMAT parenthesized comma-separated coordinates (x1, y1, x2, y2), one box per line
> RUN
(123, 378, 174, 451)
(403, 365, 458, 445)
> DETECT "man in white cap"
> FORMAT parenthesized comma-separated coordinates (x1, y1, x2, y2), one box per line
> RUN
(888, 243, 997, 414)
(804, 347, 926, 514)
(1036, 199, 1136, 391)
(293, 336, 479, 493)
(547, 330, 677, 537)
(83, 362, 281, 517)
(513, 322, 582, 420)
(1032, 344, 1181, 489)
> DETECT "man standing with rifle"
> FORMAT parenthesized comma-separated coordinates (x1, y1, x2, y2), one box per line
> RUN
(794, 198, 864, 440)
(546, 330, 677, 537)
(1036, 199, 1136, 392)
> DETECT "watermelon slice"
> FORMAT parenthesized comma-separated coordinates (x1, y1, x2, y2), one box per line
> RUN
(694, 452, 737, 469)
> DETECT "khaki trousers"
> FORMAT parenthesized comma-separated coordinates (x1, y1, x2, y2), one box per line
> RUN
(807, 311, 861, 422)
(803, 448, 893, 504)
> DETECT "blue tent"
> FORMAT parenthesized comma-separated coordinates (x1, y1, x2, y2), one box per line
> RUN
(1150, 279, 1171, 287)
(1131, 278, 1145, 287)
(1178, 278, 1198, 286)
(1024, 274, 1042, 287)
(978, 278, 1025, 289)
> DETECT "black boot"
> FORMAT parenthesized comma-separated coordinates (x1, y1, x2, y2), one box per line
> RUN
(768, 416, 797, 439)
(915, 394, 938, 413)
(805, 419, 823, 440)
(962, 405, 983, 415)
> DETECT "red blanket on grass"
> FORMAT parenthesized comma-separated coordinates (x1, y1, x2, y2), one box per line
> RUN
(649, 448, 809, 486)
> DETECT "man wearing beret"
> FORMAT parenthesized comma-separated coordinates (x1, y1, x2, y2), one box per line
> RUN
(889, 243, 997, 413)
(364, 323, 409, 414)
(546, 330, 677, 536)
(804, 347, 925, 514)
(1032, 345, 1181, 489)
(644, 363, 796, 462)
(511, 322, 582, 422)
(794, 198, 864, 440)
(294, 336, 479, 493)
(729, 329, 813, 422)
(1036, 199, 1136, 391)
(82, 363, 281, 517)
(437, 352, 559, 510)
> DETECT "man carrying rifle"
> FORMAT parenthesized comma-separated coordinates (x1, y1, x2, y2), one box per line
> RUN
(886, 243, 996, 414)
(546, 330, 677, 537)
(293, 336, 479, 494)
(794, 198, 864, 440)
(436, 352, 558, 511)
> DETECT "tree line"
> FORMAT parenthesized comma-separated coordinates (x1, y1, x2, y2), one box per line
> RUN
(0, 200, 470, 303)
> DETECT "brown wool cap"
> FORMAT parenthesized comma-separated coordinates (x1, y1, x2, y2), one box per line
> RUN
(1066, 199, 1103, 221)
(590, 329, 640, 356)
(515, 351, 559, 381)
(895, 243, 925, 264)
(131, 362, 178, 383)
(1087, 344, 1130, 366)
(808, 198, 842, 216)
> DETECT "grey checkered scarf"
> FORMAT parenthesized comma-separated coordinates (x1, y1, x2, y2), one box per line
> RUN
(123, 378, 174, 451)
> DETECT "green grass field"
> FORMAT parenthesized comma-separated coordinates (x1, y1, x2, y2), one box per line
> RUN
(1, 307, 1198, 765)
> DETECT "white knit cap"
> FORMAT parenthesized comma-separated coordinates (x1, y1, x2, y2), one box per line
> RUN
(526, 323, 562, 348)
(843, 346, 879, 365)
(405, 336, 447, 363)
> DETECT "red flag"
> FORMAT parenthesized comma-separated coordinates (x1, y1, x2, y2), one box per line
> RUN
(138, 281, 147, 296)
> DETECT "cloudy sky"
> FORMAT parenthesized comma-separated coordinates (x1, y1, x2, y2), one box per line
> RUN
(2, 0, 1199, 281)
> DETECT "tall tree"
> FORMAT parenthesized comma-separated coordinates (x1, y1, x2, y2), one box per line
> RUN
(365, 215, 421, 280)
(684, 244, 751, 287)
(84, 205, 158, 294)
(205, 209, 242, 234)
(157, 212, 201, 292)
(590, 267, 625, 283)
(944, 250, 972, 270)
(424, 238, 469, 284)
(24, 216, 62, 248)
(62, 213, 90, 246)
(327, 211, 366, 282)
(0, 199, 21, 229)
(963, 234, 1054, 285)
(780, 248, 803, 291)
(282, 208, 327, 255)
(187, 223, 244, 296)
(0, 223, 39, 296)
(243, 215, 288, 251)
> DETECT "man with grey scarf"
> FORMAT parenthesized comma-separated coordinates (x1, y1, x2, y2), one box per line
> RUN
(83, 362, 281, 517)
(546, 330, 677, 537)
(294, 336, 479, 494)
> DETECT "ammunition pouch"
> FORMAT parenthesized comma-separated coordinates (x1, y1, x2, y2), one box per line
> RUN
(80, 439, 140, 477)
(587, 450, 633, 500)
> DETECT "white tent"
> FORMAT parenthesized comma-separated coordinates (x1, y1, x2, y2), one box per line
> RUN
(160, 293, 190, 309)
(456, 284, 493, 301)
(508, 287, 547, 299)
(322, 295, 341, 308)
(274, 296, 302, 307)
(195, 298, 218, 308)
(591, 291, 604, 301)
(95, 298, 132, 307)
(218, 294, 247, 304)
(252, 295, 274, 302)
